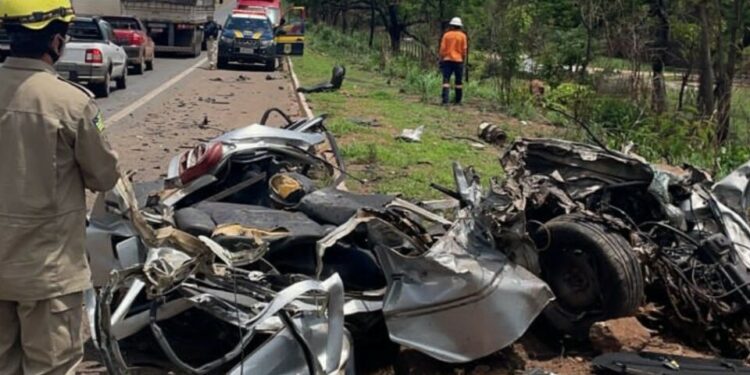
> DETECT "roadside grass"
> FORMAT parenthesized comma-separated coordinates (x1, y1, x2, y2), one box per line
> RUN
(292, 49, 552, 199)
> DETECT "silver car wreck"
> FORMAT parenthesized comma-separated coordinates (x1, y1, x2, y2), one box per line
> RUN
(488, 138, 750, 357)
(85, 110, 556, 373)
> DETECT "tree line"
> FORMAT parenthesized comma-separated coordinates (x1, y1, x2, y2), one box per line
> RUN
(297, 0, 750, 146)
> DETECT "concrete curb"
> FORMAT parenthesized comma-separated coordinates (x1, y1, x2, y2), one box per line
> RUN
(286, 55, 314, 119)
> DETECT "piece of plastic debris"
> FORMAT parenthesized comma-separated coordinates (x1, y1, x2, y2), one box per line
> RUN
(397, 125, 425, 143)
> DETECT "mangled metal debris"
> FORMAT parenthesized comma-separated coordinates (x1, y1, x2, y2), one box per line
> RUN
(491, 138, 750, 357)
(86, 110, 555, 373)
(86, 108, 750, 371)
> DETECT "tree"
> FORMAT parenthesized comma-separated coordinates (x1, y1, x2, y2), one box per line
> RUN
(714, 0, 746, 143)
(650, 0, 669, 113)
(696, 0, 715, 118)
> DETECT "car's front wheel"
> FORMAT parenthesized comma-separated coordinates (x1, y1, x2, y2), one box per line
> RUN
(265, 58, 276, 71)
(217, 56, 229, 69)
(534, 214, 644, 338)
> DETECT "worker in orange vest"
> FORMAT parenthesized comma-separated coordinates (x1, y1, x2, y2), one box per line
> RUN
(439, 17, 468, 105)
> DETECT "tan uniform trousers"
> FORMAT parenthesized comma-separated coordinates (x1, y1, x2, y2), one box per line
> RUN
(0, 293, 83, 375)
(207, 37, 218, 68)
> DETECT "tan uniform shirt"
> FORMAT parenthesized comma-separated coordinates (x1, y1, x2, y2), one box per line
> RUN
(0, 57, 119, 301)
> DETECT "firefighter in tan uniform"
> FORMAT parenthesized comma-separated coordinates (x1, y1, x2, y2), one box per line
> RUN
(0, 1, 120, 374)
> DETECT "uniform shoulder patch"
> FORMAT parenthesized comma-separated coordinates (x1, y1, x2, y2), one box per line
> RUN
(58, 76, 95, 98)
(92, 110, 105, 132)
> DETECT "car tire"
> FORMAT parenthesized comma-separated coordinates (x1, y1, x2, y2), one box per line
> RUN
(146, 57, 154, 71)
(133, 57, 145, 75)
(533, 214, 644, 338)
(116, 67, 127, 90)
(265, 58, 276, 72)
(217, 57, 229, 69)
(93, 70, 111, 98)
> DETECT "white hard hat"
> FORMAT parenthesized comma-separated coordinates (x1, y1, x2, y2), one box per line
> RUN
(449, 17, 463, 27)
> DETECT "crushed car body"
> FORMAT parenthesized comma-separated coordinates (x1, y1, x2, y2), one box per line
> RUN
(85, 110, 556, 372)
(492, 138, 750, 356)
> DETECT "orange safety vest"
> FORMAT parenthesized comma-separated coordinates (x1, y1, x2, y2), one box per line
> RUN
(439, 30, 467, 63)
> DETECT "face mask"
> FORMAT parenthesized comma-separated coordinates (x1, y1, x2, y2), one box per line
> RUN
(48, 34, 67, 63)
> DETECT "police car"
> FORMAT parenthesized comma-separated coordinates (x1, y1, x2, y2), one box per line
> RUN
(218, 10, 276, 71)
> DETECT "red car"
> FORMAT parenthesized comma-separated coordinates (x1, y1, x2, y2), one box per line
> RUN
(102, 16, 155, 74)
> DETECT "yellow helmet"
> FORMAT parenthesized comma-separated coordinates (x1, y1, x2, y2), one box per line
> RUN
(0, 0, 75, 30)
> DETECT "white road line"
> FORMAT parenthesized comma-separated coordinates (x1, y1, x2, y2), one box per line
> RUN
(107, 57, 208, 125)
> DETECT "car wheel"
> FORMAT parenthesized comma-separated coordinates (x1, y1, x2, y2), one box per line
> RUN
(116, 67, 127, 90)
(217, 57, 229, 69)
(146, 57, 154, 71)
(533, 214, 644, 338)
(265, 58, 276, 71)
(93, 70, 111, 98)
(133, 57, 145, 75)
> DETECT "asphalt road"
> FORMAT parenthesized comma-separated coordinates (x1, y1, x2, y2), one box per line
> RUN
(96, 0, 237, 119)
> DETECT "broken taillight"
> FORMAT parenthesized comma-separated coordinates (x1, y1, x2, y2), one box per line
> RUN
(179, 142, 224, 185)
(85, 49, 103, 64)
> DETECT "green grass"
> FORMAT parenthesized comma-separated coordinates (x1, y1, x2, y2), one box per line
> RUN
(292, 49, 504, 199)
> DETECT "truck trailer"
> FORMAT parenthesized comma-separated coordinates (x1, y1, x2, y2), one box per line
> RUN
(71, 0, 122, 16)
(122, 0, 215, 56)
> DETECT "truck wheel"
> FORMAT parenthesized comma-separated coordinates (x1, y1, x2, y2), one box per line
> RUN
(533, 215, 644, 338)
(192, 41, 201, 58)
(116, 67, 127, 90)
(93, 70, 111, 98)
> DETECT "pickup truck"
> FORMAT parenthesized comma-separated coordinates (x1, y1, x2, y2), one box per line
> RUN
(218, 11, 276, 70)
(103, 15, 156, 74)
(55, 17, 129, 98)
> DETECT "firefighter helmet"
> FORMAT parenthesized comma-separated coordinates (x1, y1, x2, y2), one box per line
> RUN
(0, 0, 75, 30)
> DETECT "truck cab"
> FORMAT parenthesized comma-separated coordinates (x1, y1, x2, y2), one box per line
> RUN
(218, 12, 276, 70)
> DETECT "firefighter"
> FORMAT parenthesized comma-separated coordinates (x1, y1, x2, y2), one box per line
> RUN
(0, 1, 119, 374)
(204, 15, 221, 70)
(439, 17, 468, 105)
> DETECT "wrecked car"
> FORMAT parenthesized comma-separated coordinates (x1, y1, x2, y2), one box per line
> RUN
(489, 138, 750, 357)
(86, 109, 557, 372)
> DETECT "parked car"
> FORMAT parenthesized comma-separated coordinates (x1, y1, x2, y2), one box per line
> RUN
(218, 11, 276, 71)
(102, 15, 155, 74)
(0, 28, 9, 63)
(55, 17, 128, 98)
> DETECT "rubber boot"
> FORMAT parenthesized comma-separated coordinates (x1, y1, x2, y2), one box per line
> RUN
(442, 87, 450, 105)
(454, 88, 463, 104)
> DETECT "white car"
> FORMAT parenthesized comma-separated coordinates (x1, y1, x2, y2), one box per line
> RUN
(55, 17, 128, 98)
